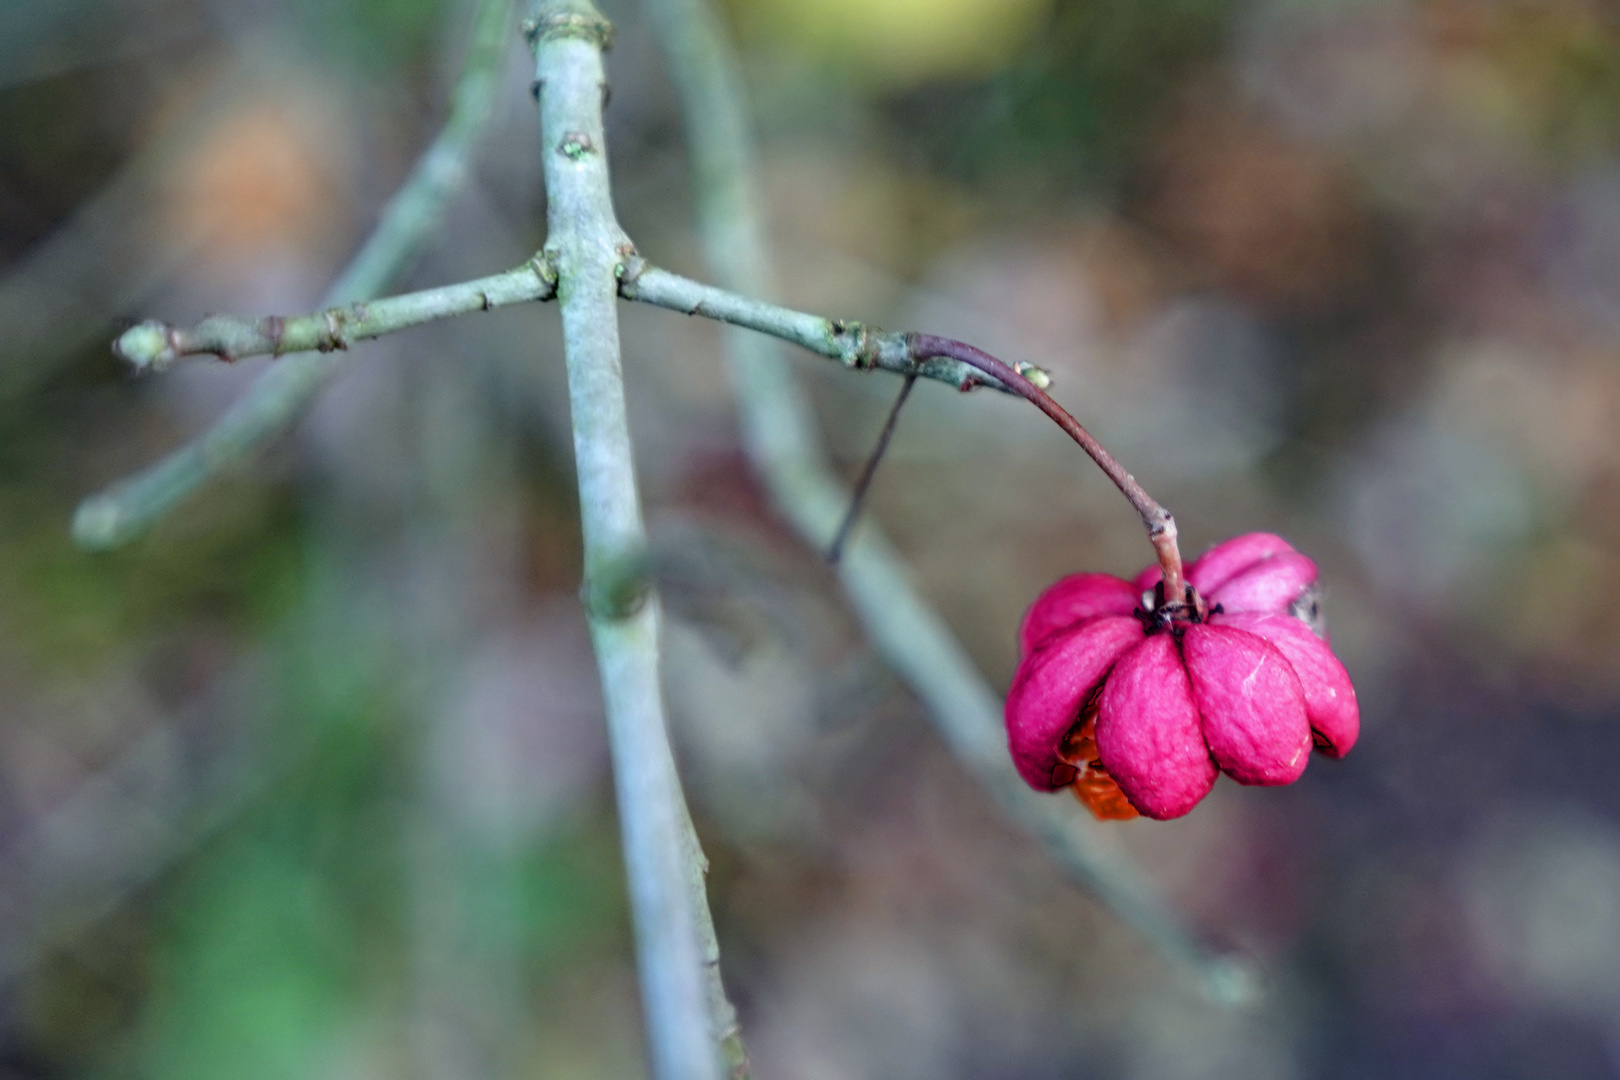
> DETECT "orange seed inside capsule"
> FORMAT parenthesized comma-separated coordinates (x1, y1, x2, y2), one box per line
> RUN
(1059, 697, 1140, 821)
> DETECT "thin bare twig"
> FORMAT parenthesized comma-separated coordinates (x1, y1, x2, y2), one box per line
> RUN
(827, 372, 917, 565)
(107, 260, 554, 372)
(617, 261, 1011, 393)
(71, 0, 516, 551)
(527, 3, 723, 1080)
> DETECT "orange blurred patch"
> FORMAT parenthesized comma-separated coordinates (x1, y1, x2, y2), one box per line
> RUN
(164, 93, 348, 266)
(1142, 90, 1366, 312)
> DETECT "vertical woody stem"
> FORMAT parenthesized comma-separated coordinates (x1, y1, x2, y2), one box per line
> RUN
(528, 5, 721, 1080)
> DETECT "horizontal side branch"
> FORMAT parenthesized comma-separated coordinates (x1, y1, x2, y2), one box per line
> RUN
(618, 261, 1015, 395)
(114, 260, 556, 371)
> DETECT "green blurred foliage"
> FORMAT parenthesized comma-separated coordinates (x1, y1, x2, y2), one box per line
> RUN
(291, 0, 452, 77)
(730, 0, 1054, 84)
(887, 0, 1242, 189)
(0, 350, 307, 678)
(145, 845, 355, 1080)
(0, 484, 306, 676)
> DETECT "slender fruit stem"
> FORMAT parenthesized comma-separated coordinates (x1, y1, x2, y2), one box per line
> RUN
(906, 333, 1187, 605)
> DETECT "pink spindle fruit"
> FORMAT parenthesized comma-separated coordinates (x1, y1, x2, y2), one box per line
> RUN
(1006, 533, 1358, 820)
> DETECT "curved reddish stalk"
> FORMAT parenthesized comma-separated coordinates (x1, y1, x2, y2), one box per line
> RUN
(907, 333, 1188, 607)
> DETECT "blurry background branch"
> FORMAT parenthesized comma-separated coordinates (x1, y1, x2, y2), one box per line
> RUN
(0, 657, 293, 982)
(638, 0, 1253, 1002)
(70, 0, 515, 552)
(527, 4, 724, 1080)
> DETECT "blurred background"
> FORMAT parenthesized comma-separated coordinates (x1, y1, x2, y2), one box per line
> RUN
(5, 0, 1620, 1076)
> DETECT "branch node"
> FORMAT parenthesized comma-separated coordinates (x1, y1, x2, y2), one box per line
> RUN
(261, 315, 287, 353)
(558, 131, 596, 160)
(616, 253, 648, 287)
(831, 320, 879, 370)
(316, 309, 350, 352)
(580, 548, 652, 622)
(530, 251, 560, 295)
(523, 9, 615, 49)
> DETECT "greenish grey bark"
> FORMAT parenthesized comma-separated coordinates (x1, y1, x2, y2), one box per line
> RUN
(618, 262, 1012, 393)
(528, 5, 724, 1080)
(109, 261, 554, 372)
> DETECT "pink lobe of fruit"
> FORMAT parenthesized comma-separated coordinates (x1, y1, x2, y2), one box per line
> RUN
(1182, 624, 1311, 786)
(1017, 573, 1140, 655)
(1005, 616, 1144, 791)
(1132, 532, 1299, 597)
(1206, 551, 1319, 614)
(1186, 532, 1297, 595)
(1217, 611, 1359, 757)
(1094, 634, 1218, 820)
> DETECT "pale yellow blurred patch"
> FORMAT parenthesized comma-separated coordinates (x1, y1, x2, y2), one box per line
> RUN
(734, 0, 1053, 84)
(759, 147, 977, 310)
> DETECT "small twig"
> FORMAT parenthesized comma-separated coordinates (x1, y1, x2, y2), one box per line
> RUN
(71, 0, 516, 551)
(905, 334, 1187, 604)
(108, 261, 555, 372)
(827, 372, 916, 565)
(619, 262, 1011, 394)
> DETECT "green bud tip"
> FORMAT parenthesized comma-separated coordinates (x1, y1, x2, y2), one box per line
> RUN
(113, 321, 175, 372)
(1015, 361, 1052, 390)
